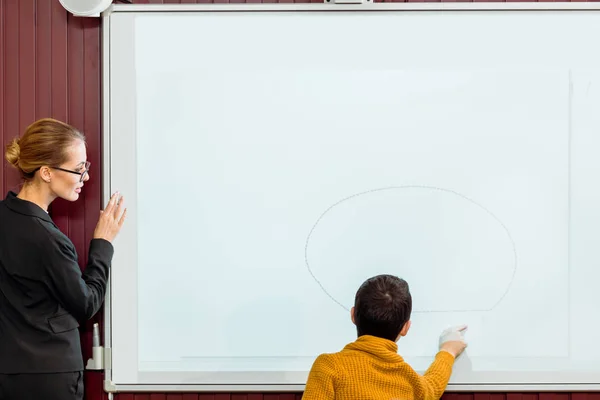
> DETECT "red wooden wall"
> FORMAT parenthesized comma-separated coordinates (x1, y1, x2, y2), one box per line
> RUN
(1, 0, 599, 399)
(0, 2, 103, 397)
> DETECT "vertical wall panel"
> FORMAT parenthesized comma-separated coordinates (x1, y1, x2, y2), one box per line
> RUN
(507, 393, 539, 400)
(36, 0, 53, 119)
(447, 393, 475, 400)
(264, 395, 283, 400)
(81, 14, 103, 365)
(65, 10, 86, 269)
(50, 0, 68, 121)
(249, 395, 266, 400)
(541, 394, 571, 400)
(3, 0, 21, 193)
(0, 0, 4, 193)
(49, 0, 70, 232)
(276, 395, 297, 400)
(18, 0, 35, 131)
(84, 367, 108, 400)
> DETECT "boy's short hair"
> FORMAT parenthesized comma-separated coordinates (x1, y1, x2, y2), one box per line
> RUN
(353, 274, 412, 341)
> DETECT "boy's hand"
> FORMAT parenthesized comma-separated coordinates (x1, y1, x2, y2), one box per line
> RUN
(439, 325, 468, 358)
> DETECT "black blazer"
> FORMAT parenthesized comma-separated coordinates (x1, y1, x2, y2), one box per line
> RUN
(0, 191, 114, 373)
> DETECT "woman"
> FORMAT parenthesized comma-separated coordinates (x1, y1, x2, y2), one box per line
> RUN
(0, 118, 126, 400)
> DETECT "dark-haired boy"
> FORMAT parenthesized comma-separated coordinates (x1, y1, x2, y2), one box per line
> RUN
(303, 274, 467, 400)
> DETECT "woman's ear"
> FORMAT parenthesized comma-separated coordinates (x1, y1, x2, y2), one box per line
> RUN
(39, 166, 52, 183)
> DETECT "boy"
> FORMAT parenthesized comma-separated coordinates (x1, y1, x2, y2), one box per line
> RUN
(302, 274, 467, 400)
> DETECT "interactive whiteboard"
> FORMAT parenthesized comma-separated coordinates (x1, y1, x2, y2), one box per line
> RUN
(102, 3, 600, 392)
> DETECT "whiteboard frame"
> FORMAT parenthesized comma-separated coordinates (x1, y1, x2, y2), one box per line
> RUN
(101, 2, 600, 393)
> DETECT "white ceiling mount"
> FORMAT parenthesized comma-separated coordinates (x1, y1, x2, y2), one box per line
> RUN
(59, 0, 114, 17)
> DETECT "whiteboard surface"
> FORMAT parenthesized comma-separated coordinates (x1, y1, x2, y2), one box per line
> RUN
(104, 4, 600, 391)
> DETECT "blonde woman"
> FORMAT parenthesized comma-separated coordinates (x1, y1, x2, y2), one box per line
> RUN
(0, 118, 126, 400)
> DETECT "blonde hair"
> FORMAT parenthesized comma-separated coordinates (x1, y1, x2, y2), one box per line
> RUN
(5, 118, 86, 181)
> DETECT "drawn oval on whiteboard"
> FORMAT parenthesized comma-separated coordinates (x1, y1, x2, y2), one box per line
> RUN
(304, 186, 517, 313)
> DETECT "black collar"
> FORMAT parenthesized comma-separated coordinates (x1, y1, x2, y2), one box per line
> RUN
(4, 191, 56, 226)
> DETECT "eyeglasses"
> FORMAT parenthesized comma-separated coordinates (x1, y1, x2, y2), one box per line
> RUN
(51, 161, 91, 182)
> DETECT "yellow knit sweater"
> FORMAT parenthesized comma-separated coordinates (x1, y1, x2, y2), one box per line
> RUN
(302, 335, 455, 400)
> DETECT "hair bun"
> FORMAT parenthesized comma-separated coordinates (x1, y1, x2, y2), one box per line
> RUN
(5, 138, 21, 168)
